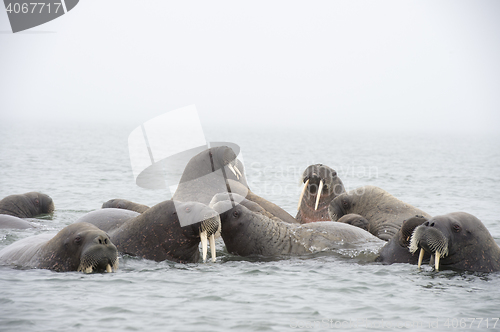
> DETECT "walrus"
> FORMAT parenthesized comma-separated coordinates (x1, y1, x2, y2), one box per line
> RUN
(0, 192, 54, 218)
(0, 214, 36, 229)
(328, 186, 431, 241)
(101, 199, 150, 213)
(409, 212, 500, 272)
(77, 200, 221, 263)
(172, 146, 298, 224)
(0, 222, 118, 273)
(376, 215, 430, 264)
(210, 196, 384, 258)
(296, 164, 345, 223)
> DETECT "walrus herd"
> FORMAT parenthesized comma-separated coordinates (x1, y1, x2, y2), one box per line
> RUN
(0, 146, 499, 273)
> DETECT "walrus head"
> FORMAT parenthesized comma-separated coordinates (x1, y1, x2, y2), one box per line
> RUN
(327, 192, 353, 221)
(177, 146, 246, 186)
(0, 192, 55, 218)
(409, 212, 500, 272)
(296, 164, 345, 223)
(39, 222, 118, 273)
(28, 192, 55, 215)
(174, 201, 221, 263)
(211, 200, 266, 257)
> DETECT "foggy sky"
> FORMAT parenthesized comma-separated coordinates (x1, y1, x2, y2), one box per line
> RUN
(1, 1, 499, 134)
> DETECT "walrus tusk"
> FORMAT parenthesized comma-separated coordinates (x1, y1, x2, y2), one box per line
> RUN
(315, 180, 324, 210)
(418, 249, 425, 269)
(297, 179, 309, 211)
(84, 266, 93, 274)
(209, 234, 216, 263)
(227, 164, 239, 179)
(106, 264, 112, 273)
(234, 164, 243, 179)
(200, 230, 208, 262)
(435, 251, 440, 271)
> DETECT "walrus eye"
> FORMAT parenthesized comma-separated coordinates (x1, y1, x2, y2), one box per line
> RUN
(34, 199, 40, 207)
(232, 210, 239, 218)
(185, 207, 191, 213)
(74, 236, 82, 245)
(452, 224, 461, 232)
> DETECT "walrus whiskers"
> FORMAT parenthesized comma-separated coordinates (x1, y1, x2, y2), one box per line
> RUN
(200, 215, 221, 263)
(297, 179, 309, 211)
(409, 225, 448, 271)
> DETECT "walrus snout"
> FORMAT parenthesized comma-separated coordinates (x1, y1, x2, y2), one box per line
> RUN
(78, 234, 119, 274)
(199, 212, 222, 263)
(409, 224, 449, 271)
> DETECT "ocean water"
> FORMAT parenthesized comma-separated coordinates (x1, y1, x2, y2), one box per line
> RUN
(0, 121, 499, 332)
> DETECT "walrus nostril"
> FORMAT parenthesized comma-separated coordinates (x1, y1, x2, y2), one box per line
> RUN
(424, 221, 429, 226)
(430, 222, 435, 227)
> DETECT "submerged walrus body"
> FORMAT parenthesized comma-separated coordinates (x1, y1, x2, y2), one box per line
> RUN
(0, 222, 118, 273)
(210, 195, 384, 258)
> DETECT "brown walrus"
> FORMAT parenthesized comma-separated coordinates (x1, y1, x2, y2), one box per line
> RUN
(328, 186, 431, 241)
(296, 164, 345, 223)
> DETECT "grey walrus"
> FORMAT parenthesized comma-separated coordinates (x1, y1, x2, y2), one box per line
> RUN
(296, 164, 345, 223)
(0, 222, 118, 273)
(0, 192, 54, 218)
(210, 195, 384, 258)
(409, 212, 500, 272)
(172, 146, 298, 224)
(77, 200, 221, 263)
(328, 186, 431, 241)
(101, 199, 150, 213)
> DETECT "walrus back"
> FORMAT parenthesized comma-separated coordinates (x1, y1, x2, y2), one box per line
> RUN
(0, 233, 53, 267)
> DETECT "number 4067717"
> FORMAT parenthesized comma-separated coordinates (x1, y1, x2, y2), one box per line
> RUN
(6, 2, 62, 14)
(444, 318, 499, 329)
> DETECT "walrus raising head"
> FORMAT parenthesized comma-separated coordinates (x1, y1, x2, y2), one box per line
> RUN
(409, 212, 500, 272)
(0, 192, 55, 218)
(296, 164, 345, 223)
